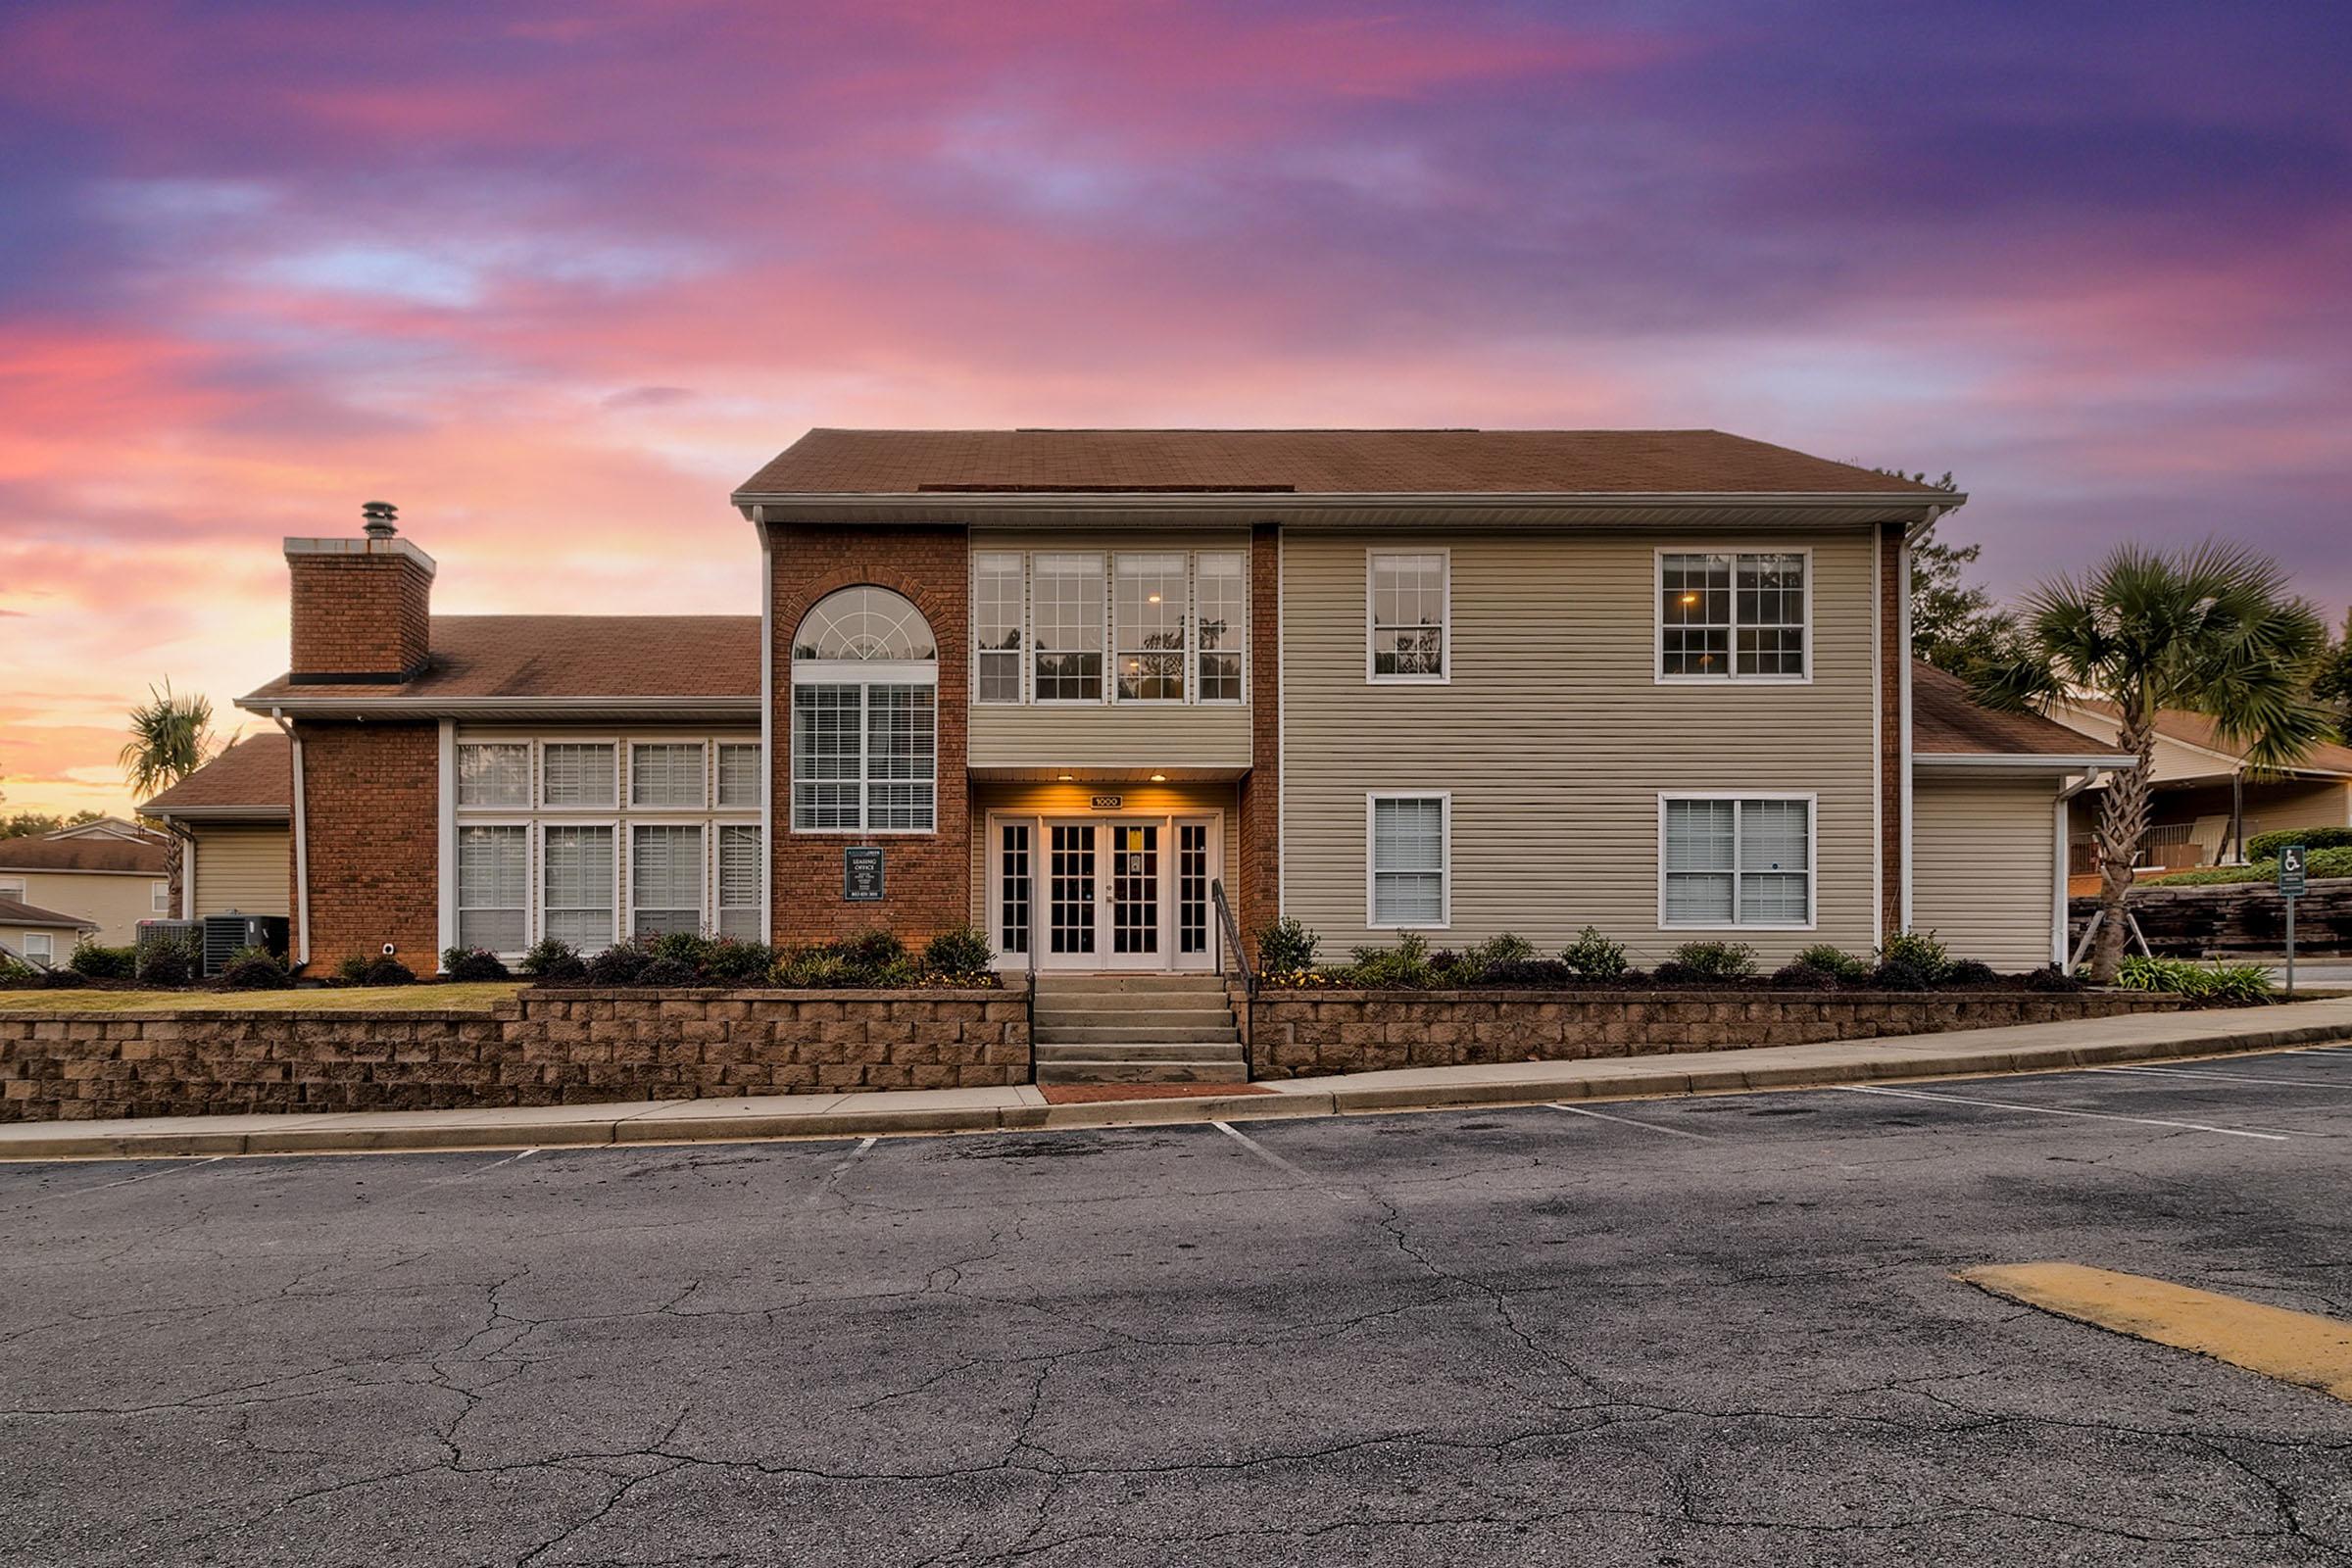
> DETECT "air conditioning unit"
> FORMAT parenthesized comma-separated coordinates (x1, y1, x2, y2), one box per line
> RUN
(201, 912, 291, 977)
(135, 919, 201, 962)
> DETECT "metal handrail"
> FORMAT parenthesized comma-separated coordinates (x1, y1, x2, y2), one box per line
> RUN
(1210, 878, 1255, 1079)
(1023, 929, 1039, 1085)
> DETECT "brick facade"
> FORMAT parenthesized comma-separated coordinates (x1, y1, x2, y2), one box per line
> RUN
(1233, 522, 1282, 956)
(288, 550, 432, 678)
(1250, 987, 2184, 1078)
(295, 721, 440, 969)
(767, 522, 971, 946)
(0, 986, 1029, 1121)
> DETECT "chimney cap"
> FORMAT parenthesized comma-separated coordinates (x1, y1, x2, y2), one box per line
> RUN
(361, 500, 399, 539)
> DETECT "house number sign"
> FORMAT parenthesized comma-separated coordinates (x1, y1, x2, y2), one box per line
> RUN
(1090, 794, 1123, 810)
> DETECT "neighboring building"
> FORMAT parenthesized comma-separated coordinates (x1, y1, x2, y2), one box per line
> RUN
(228, 428, 2127, 977)
(0, 896, 98, 966)
(0, 833, 171, 947)
(2044, 698, 2352, 871)
(139, 734, 295, 921)
(47, 817, 165, 844)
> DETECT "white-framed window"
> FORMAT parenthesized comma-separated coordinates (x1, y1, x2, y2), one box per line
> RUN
(457, 823, 528, 954)
(1032, 553, 1104, 703)
(715, 743, 760, 808)
(23, 933, 54, 964)
(1368, 552, 1448, 681)
(1114, 553, 1188, 703)
(1195, 551, 1247, 703)
(542, 824, 616, 950)
(631, 823, 705, 937)
(0, 877, 24, 901)
(630, 741, 707, 808)
(151, 882, 172, 914)
(542, 742, 617, 808)
(1659, 794, 1815, 928)
(457, 742, 530, 808)
(790, 586, 939, 833)
(717, 824, 763, 941)
(1367, 793, 1449, 928)
(973, 552, 1025, 704)
(1657, 551, 1809, 680)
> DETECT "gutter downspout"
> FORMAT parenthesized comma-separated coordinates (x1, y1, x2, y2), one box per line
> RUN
(269, 709, 311, 966)
(2054, 768, 2103, 965)
(757, 509, 774, 946)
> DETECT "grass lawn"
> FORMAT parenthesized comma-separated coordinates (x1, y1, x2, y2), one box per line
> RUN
(0, 982, 525, 1014)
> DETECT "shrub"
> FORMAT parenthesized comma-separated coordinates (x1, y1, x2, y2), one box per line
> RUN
(136, 933, 198, 986)
(1771, 961, 1842, 991)
(1255, 917, 1319, 974)
(584, 937, 656, 987)
(1560, 926, 1630, 981)
(1879, 930, 1952, 983)
(0, 954, 36, 988)
(650, 931, 716, 972)
(1666, 940, 1758, 980)
(638, 956, 697, 988)
(2246, 825, 2352, 861)
(439, 947, 511, 982)
(2117, 956, 2275, 1004)
(1869, 958, 1935, 992)
(362, 956, 416, 987)
(1456, 932, 1535, 981)
(1650, 961, 1703, 986)
(1793, 944, 1872, 983)
(70, 941, 137, 980)
(220, 948, 293, 990)
(37, 966, 90, 989)
(771, 946, 850, 988)
(1478, 957, 1574, 988)
(2022, 964, 2082, 992)
(518, 937, 583, 979)
(1943, 958, 1999, 987)
(1346, 931, 1437, 989)
(923, 925, 995, 978)
(2143, 846, 2352, 887)
(699, 938, 774, 984)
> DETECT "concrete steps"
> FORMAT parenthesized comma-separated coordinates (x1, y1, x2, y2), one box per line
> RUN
(1031, 972, 1246, 1085)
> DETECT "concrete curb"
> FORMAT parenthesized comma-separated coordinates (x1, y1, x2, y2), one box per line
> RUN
(6, 1009, 2351, 1161)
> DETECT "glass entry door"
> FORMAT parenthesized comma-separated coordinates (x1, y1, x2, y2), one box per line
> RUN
(997, 815, 1217, 971)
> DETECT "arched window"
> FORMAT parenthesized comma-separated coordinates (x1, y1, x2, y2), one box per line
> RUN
(790, 587, 938, 833)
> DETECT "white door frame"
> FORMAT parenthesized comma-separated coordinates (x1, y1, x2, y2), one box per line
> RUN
(987, 810, 1222, 972)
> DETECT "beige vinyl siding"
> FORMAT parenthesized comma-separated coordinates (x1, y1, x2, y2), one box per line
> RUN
(1281, 529, 1882, 964)
(966, 528, 1253, 771)
(1, 869, 159, 947)
(191, 825, 291, 918)
(1911, 775, 2059, 970)
(967, 779, 1238, 927)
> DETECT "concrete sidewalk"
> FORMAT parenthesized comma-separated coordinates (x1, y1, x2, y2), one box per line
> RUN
(8, 997, 2352, 1160)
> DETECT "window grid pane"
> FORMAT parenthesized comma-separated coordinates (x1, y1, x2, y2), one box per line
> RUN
(458, 825, 527, 953)
(1663, 798, 1810, 925)
(1663, 553, 1805, 678)
(458, 743, 529, 808)
(793, 686, 862, 830)
(1032, 554, 1103, 702)
(632, 824, 704, 936)
(715, 744, 760, 808)
(541, 743, 616, 807)
(717, 825, 761, 941)
(974, 553, 1025, 704)
(1371, 554, 1446, 677)
(1195, 553, 1246, 702)
(631, 743, 706, 808)
(543, 826, 615, 950)
(1115, 554, 1188, 702)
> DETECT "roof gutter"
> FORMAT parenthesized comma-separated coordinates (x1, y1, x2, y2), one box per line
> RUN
(232, 695, 761, 719)
(733, 488, 1961, 517)
(1914, 752, 2136, 771)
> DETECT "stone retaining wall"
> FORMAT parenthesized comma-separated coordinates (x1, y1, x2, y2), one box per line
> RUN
(2071, 876, 2352, 957)
(1249, 987, 2184, 1078)
(0, 987, 1028, 1122)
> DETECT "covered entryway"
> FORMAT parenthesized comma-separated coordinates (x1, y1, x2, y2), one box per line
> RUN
(989, 812, 1222, 971)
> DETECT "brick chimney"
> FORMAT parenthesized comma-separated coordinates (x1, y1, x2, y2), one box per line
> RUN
(285, 501, 436, 683)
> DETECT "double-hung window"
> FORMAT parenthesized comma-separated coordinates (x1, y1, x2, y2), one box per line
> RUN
(790, 586, 939, 832)
(973, 553, 1025, 704)
(714, 743, 760, 809)
(151, 882, 172, 914)
(457, 824, 528, 953)
(1114, 554, 1188, 702)
(716, 825, 763, 940)
(1660, 796, 1813, 927)
(1032, 554, 1103, 702)
(23, 932, 53, 964)
(630, 743, 706, 808)
(0, 877, 24, 901)
(1659, 552, 1807, 679)
(1368, 794, 1449, 927)
(542, 825, 615, 948)
(1195, 552, 1246, 702)
(1368, 553, 1447, 680)
(631, 824, 704, 936)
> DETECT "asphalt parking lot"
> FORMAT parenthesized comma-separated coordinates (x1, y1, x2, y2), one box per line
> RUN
(9, 1048, 2352, 1566)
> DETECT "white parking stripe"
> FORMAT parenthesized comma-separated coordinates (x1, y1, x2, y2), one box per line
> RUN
(2095, 1064, 2352, 1089)
(1212, 1120, 1316, 1179)
(1835, 1084, 2287, 1141)
(53, 1155, 227, 1197)
(1545, 1102, 1716, 1142)
(804, 1136, 877, 1206)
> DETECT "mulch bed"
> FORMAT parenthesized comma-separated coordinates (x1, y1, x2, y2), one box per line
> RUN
(1038, 1082, 1272, 1104)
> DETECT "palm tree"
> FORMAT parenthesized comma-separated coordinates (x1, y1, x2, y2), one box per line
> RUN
(120, 680, 218, 913)
(1972, 543, 2328, 982)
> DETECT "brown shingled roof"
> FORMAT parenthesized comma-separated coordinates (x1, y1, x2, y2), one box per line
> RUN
(0, 835, 168, 874)
(0, 896, 99, 932)
(242, 615, 761, 705)
(1912, 662, 2127, 759)
(736, 429, 1949, 498)
(141, 733, 293, 815)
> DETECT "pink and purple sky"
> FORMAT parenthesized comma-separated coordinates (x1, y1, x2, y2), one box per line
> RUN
(2, 1, 2347, 817)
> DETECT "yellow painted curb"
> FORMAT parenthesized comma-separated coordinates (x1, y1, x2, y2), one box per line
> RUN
(1961, 1261, 2352, 1403)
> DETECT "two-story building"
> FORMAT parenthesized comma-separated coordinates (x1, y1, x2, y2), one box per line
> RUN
(201, 428, 2115, 979)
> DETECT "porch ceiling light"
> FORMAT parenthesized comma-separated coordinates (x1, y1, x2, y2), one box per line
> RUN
(1057, 773, 1074, 781)
(1150, 772, 1167, 782)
